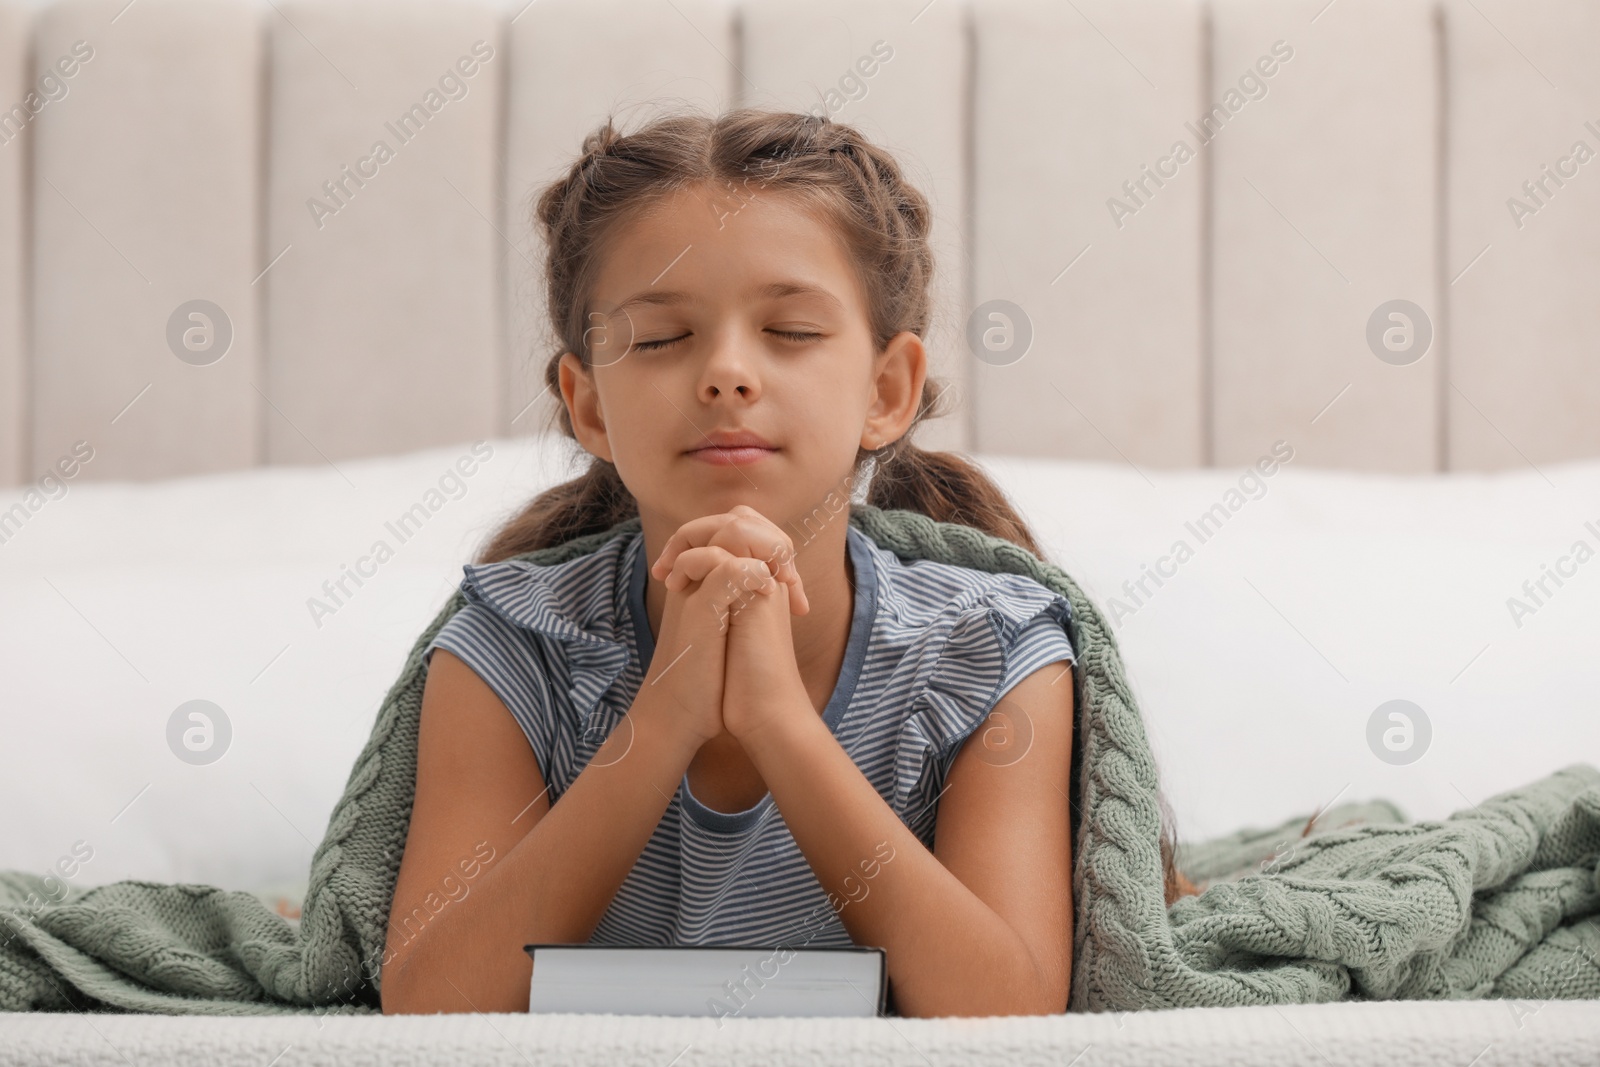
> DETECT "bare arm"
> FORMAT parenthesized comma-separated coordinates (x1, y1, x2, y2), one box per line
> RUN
(381, 546, 775, 1014)
(379, 647, 703, 1014)
(738, 658, 1076, 1017)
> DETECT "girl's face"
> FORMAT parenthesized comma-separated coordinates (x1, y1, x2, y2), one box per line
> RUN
(558, 181, 926, 535)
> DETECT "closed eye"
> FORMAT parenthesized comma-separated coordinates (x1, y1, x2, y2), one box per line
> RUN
(631, 329, 822, 352)
(631, 334, 686, 352)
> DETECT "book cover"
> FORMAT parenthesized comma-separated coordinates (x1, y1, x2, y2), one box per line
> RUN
(524, 943, 888, 1018)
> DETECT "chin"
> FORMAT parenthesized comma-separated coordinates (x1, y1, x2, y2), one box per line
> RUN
(649, 488, 768, 522)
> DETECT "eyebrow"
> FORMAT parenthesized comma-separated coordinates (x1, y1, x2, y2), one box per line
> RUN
(612, 281, 846, 316)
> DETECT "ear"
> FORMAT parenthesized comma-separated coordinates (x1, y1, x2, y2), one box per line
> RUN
(558, 351, 614, 463)
(860, 331, 928, 451)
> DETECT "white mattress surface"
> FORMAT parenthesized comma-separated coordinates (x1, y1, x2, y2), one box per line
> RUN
(2, 999, 1597, 1067)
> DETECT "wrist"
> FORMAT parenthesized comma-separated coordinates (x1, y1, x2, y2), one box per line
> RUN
(628, 686, 717, 760)
(732, 691, 828, 759)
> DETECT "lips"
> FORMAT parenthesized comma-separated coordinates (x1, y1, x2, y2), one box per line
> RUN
(688, 430, 777, 466)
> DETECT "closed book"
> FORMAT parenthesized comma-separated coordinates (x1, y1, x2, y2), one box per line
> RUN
(524, 943, 888, 1018)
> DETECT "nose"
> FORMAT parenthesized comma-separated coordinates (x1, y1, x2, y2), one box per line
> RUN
(696, 330, 760, 404)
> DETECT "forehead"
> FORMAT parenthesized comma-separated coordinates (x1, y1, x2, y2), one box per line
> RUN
(590, 182, 865, 314)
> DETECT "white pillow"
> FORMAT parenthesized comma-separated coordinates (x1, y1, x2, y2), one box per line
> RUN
(2, 434, 1595, 892)
(987, 448, 1600, 843)
(0, 436, 583, 893)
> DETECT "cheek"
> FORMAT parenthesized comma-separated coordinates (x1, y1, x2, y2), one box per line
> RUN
(787, 357, 873, 436)
(592, 370, 672, 451)
(785, 392, 863, 462)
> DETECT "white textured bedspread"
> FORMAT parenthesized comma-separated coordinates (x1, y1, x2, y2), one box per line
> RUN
(2, 999, 1597, 1066)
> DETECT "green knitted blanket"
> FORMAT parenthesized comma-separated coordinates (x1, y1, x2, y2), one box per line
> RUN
(2, 506, 1597, 1015)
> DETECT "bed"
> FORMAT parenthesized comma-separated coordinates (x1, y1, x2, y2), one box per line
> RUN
(1, 997, 1597, 1066)
(3, 436, 1599, 1062)
(2, 0, 1598, 1060)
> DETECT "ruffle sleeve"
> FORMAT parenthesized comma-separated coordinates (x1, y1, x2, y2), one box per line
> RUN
(891, 576, 1076, 832)
(422, 559, 632, 800)
(422, 601, 564, 785)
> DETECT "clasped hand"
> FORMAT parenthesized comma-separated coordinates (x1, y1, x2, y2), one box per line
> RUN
(642, 504, 814, 746)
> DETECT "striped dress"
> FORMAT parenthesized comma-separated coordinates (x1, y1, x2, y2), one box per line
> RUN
(422, 521, 1076, 949)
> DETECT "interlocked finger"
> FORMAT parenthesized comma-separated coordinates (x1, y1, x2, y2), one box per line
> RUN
(660, 545, 738, 591)
(652, 505, 808, 613)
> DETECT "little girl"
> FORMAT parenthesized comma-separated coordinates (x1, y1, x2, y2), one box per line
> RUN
(381, 107, 1183, 1019)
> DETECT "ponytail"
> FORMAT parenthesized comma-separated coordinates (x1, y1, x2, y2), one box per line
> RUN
(475, 459, 637, 564)
(865, 440, 1042, 558)
(866, 436, 1199, 907)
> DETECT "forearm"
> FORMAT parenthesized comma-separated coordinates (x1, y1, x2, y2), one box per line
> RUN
(385, 689, 702, 1013)
(740, 708, 1055, 1018)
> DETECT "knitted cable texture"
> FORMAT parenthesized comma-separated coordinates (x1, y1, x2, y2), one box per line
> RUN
(1, 506, 1596, 1014)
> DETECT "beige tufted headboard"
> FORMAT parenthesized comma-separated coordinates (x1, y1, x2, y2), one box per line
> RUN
(1, 0, 1596, 490)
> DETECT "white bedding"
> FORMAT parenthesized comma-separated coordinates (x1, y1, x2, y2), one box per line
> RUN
(3, 433, 1597, 900)
(2, 435, 1599, 1055)
(1, 999, 1597, 1066)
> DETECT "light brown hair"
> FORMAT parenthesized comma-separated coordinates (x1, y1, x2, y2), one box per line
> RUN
(478, 105, 1195, 907)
